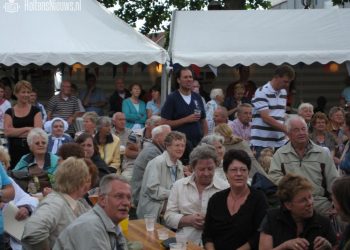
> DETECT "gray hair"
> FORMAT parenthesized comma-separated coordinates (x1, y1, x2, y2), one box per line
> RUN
(210, 88, 224, 100)
(151, 124, 171, 139)
(96, 116, 112, 131)
(189, 144, 219, 168)
(298, 103, 313, 114)
(99, 174, 130, 195)
(27, 128, 48, 146)
(237, 103, 253, 114)
(82, 112, 99, 124)
(285, 115, 307, 133)
(146, 115, 161, 127)
(328, 106, 345, 119)
(112, 112, 125, 121)
(201, 134, 225, 146)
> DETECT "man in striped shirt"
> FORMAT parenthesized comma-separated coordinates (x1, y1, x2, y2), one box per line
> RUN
(250, 65, 295, 158)
(47, 80, 80, 136)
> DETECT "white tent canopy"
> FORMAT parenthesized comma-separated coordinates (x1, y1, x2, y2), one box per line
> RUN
(0, 0, 167, 66)
(169, 9, 350, 67)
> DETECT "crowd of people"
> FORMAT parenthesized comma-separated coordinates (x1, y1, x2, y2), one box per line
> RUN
(0, 64, 349, 250)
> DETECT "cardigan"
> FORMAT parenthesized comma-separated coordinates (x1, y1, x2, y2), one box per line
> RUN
(122, 98, 147, 129)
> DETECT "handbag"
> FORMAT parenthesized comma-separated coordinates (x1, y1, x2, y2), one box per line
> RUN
(9, 163, 51, 193)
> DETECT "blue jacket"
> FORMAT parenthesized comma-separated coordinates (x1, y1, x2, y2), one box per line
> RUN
(47, 134, 73, 155)
(122, 98, 147, 129)
(14, 153, 59, 175)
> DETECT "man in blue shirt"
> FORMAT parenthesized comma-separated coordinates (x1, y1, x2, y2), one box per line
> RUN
(161, 67, 208, 149)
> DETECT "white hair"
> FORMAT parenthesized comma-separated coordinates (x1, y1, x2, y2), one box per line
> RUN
(151, 125, 171, 139)
(27, 128, 49, 146)
(285, 115, 307, 133)
(210, 88, 224, 100)
(298, 103, 314, 114)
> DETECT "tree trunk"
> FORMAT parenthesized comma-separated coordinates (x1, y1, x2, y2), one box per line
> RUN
(224, 0, 245, 10)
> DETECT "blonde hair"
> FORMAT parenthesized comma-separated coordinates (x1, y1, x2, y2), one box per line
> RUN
(0, 146, 11, 169)
(258, 155, 272, 173)
(14, 80, 32, 95)
(214, 123, 242, 144)
(55, 157, 90, 194)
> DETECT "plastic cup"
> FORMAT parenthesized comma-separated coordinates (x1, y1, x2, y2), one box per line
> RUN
(169, 243, 185, 250)
(176, 231, 187, 245)
(194, 109, 201, 116)
(88, 187, 99, 205)
(157, 228, 169, 240)
(144, 214, 156, 232)
(119, 216, 129, 234)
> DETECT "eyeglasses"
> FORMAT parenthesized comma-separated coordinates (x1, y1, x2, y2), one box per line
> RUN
(34, 141, 47, 146)
(228, 168, 248, 174)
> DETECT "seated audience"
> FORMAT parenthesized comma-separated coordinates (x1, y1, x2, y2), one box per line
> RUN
(340, 113, 350, 174)
(112, 112, 131, 147)
(269, 115, 339, 217)
(231, 103, 253, 141)
(75, 133, 111, 178)
(146, 84, 161, 118)
(332, 176, 350, 250)
(201, 134, 227, 182)
(257, 148, 274, 174)
(137, 131, 186, 220)
(0, 146, 38, 250)
(259, 173, 336, 250)
(131, 125, 171, 207)
(213, 106, 233, 128)
(298, 103, 314, 130)
(74, 111, 98, 139)
(224, 83, 249, 120)
(206, 88, 224, 134)
(214, 123, 265, 178)
(309, 112, 336, 156)
(54, 175, 130, 250)
(95, 116, 121, 174)
(14, 128, 59, 175)
(202, 149, 268, 250)
(21, 157, 91, 249)
(29, 88, 47, 123)
(44, 117, 73, 155)
(164, 144, 228, 245)
(328, 107, 347, 166)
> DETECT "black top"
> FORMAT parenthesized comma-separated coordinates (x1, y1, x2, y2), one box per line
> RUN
(5, 105, 40, 130)
(259, 207, 337, 249)
(202, 187, 268, 250)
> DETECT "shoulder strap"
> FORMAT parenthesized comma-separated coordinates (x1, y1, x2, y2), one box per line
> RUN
(281, 163, 286, 175)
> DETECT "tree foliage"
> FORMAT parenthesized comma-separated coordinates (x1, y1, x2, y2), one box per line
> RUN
(97, 0, 271, 34)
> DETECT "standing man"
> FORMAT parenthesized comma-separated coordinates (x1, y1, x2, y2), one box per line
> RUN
(53, 175, 130, 250)
(47, 80, 80, 136)
(161, 67, 208, 148)
(109, 78, 131, 116)
(80, 74, 107, 116)
(231, 103, 253, 142)
(250, 65, 295, 157)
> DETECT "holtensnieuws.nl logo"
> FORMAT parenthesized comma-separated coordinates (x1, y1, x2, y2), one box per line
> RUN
(3, 0, 82, 13)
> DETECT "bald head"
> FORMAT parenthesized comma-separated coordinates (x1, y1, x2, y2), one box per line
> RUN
(113, 112, 126, 131)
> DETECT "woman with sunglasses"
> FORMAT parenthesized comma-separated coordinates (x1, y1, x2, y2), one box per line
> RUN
(13, 128, 58, 175)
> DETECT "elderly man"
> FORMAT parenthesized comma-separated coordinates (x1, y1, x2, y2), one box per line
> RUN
(109, 78, 131, 116)
(131, 124, 171, 207)
(112, 112, 131, 147)
(213, 106, 233, 127)
(53, 175, 130, 250)
(47, 80, 80, 135)
(268, 115, 339, 216)
(231, 103, 253, 141)
(164, 144, 228, 245)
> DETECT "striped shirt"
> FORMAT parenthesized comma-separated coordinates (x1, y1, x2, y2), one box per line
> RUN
(47, 94, 80, 133)
(250, 82, 287, 148)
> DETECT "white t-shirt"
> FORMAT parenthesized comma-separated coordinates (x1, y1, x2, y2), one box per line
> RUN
(180, 93, 191, 104)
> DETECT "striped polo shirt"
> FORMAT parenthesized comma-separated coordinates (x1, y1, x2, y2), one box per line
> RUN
(250, 82, 287, 148)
